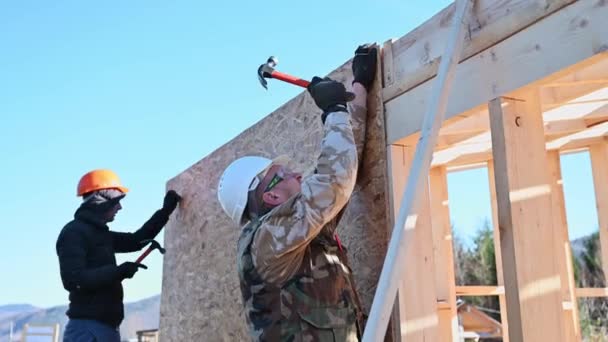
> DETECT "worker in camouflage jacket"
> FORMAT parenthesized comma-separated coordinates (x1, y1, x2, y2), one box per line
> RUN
(217, 44, 377, 341)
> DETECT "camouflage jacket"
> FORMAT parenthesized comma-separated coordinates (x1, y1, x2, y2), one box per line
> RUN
(237, 102, 368, 342)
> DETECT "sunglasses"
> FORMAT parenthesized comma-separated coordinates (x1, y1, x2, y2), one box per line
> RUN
(264, 172, 284, 192)
(248, 167, 286, 193)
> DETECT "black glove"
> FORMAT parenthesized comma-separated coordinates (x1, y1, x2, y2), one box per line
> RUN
(162, 190, 181, 213)
(352, 44, 378, 90)
(308, 77, 354, 123)
(118, 262, 147, 279)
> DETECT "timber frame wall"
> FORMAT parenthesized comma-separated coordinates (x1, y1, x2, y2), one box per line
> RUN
(382, 0, 608, 340)
(159, 0, 608, 341)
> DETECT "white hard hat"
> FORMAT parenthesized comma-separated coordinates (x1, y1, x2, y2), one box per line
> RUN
(217, 155, 289, 226)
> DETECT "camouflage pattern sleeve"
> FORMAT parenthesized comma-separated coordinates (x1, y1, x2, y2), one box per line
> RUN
(251, 110, 360, 285)
(348, 82, 368, 167)
(349, 104, 367, 165)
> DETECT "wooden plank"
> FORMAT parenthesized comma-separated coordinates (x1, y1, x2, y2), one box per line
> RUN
(547, 151, 581, 341)
(383, 0, 576, 102)
(382, 39, 395, 88)
(398, 37, 608, 149)
(575, 287, 608, 298)
(432, 132, 491, 167)
(364, 0, 472, 339)
(544, 79, 608, 87)
(386, 144, 407, 340)
(429, 167, 458, 342)
(53, 324, 59, 342)
(387, 145, 439, 342)
(431, 95, 608, 167)
(487, 161, 510, 342)
(588, 143, 608, 281)
(386, 0, 608, 144)
(22, 324, 28, 342)
(383, 57, 441, 103)
(434, 62, 608, 142)
(489, 93, 565, 342)
(455, 285, 505, 296)
(545, 98, 608, 109)
(547, 121, 608, 151)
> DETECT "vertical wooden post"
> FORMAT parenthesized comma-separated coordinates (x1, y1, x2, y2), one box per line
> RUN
(387, 145, 439, 341)
(387, 144, 405, 340)
(588, 143, 608, 281)
(382, 39, 395, 89)
(489, 91, 565, 342)
(547, 150, 581, 341)
(53, 324, 60, 342)
(21, 324, 28, 342)
(429, 166, 459, 341)
(487, 160, 510, 342)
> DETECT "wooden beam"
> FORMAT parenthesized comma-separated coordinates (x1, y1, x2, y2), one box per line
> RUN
(429, 167, 458, 341)
(386, 145, 406, 340)
(544, 79, 608, 88)
(588, 143, 608, 282)
(544, 118, 590, 136)
(540, 66, 608, 111)
(386, 0, 608, 144)
(432, 101, 608, 168)
(455, 286, 505, 296)
(544, 98, 608, 109)
(382, 39, 395, 88)
(546, 121, 608, 150)
(487, 161, 510, 342)
(489, 93, 565, 341)
(547, 151, 581, 341)
(575, 287, 608, 298)
(387, 145, 439, 341)
(382, 0, 575, 102)
(432, 132, 491, 167)
(365, 0, 472, 338)
(398, 50, 608, 149)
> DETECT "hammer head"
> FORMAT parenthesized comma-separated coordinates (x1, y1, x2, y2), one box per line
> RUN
(141, 239, 165, 255)
(257, 56, 278, 89)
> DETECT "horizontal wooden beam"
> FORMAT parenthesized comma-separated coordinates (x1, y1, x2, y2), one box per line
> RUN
(544, 98, 608, 109)
(546, 122, 608, 150)
(543, 79, 608, 88)
(386, 0, 608, 144)
(575, 287, 608, 298)
(431, 101, 608, 167)
(383, 0, 575, 102)
(424, 68, 608, 151)
(455, 285, 505, 296)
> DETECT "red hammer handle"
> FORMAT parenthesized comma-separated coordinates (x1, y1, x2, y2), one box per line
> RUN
(135, 247, 153, 264)
(270, 71, 310, 88)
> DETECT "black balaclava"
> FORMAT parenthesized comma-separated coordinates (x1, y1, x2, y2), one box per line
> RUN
(78, 189, 126, 222)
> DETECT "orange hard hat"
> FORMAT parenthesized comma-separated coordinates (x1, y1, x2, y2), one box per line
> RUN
(77, 169, 129, 196)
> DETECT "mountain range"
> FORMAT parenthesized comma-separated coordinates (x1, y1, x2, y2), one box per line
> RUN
(0, 294, 160, 341)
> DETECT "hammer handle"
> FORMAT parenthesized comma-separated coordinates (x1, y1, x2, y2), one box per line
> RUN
(270, 71, 310, 88)
(135, 247, 153, 264)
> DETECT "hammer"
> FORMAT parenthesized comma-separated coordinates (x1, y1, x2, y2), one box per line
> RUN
(135, 239, 165, 264)
(257, 56, 311, 89)
(257, 56, 355, 101)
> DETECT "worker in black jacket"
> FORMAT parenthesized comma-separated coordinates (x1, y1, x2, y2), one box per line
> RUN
(56, 169, 181, 342)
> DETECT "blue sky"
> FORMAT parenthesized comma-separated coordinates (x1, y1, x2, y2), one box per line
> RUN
(0, 1, 599, 309)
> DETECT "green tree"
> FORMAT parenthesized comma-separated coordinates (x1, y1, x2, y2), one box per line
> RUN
(573, 232, 608, 340)
(453, 220, 500, 320)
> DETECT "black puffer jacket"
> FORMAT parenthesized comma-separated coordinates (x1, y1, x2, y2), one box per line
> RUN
(56, 204, 171, 328)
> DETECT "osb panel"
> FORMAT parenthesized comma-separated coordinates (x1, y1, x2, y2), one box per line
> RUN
(159, 58, 391, 341)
